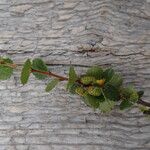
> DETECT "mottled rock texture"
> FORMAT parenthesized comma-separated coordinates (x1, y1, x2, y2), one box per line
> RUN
(0, 0, 150, 150)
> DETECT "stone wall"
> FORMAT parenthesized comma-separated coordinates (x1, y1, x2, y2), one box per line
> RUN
(0, 0, 150, 150)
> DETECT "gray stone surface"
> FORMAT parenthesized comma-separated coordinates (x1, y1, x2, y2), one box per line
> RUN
(0, 0, 150, 149)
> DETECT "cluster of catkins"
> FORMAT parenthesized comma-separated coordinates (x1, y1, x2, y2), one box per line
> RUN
(67, 66, 146, 113)
(0, 57, 148, 114)
(76, 76, 105, 97)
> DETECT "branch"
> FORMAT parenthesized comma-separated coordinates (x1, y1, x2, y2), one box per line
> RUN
(2, 61, 150, 109)
(24, 67, 150, 108)
(31, 69, 68, 81)
(137, 99, 150, 107)
(31, 69, 150, 108)
(0, 63, 17, 69)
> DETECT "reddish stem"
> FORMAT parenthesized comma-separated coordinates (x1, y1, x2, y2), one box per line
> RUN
(31, 69, 68, 81)
(3, 62, 150, 108)
(137, 99, 150, 107)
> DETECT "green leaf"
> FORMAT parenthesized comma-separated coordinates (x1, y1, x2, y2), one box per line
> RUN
(69, 66, 78, 83)
(129, 91, 139, 103)
(67, 66, 78, 90)
(137, 91, 144, 98)
(0, 58, 13, 64)
(103, 68, 114, 82)
(99, 88, 115, 113)
(80, 76, 96, 85)
(120, 86, 139, 103)
(0, 58, 13, 80)
(86, 66, 103, 79)
(20, 59, 31, 85)
(143, 109, 150, 115)
(68, 83, 78, 94)
(120, 100, 133, 110)
(32, 58, 48, 80)
(45, 79, 59, 92)
(99, 99, 115, 113)
(103, 84, 120, 101)
(120, 87, 133, 98)
(83, 94, 100, 109)
(108, 73, 123, 87)
(139, 105, 150, 115)
(139, 105, 149, 113)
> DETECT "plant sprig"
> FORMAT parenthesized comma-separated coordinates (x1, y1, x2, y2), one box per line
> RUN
(0, 57, 150, 115)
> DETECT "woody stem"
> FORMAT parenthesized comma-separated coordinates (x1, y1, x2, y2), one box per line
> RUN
(31, 69, 68, 81)
(2, 62, 150, 108)
(31, 69, 150, 108)
(137, 99, 150, 107)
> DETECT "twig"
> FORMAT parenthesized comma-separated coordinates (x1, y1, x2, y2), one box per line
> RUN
(2, 62, 150, 108)
(0, 63, 17, 69)
(137, 99, 150, 107)
(31, 69, 68, 81)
